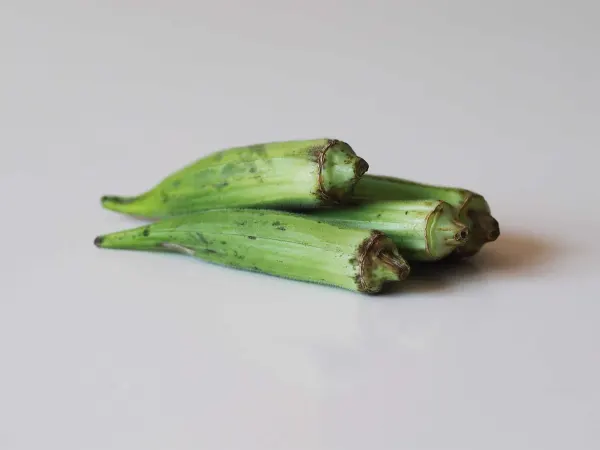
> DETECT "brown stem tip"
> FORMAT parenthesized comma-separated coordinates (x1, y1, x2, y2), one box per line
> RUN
(378, 251, 411, 280)
(478, 214, 500, 242)
(355, 158, 369, 177)
(356, 231, 411, 293)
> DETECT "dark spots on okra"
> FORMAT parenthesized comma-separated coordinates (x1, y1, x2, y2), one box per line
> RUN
(235, 220, 247, 226)
(272, 221, 282, 226)
(160, 191, 169, 203)
(377, 214, 382, 218)
(247, 236, 257, 240)
(249, 167, 257, 173)
(142, 228, 150, 237)
(172, 180, 181, 187)
(213, 181, 229, 189)
(195, 232, 208, 245)
(221, 241, 227, 245)
(405, 211, 409, 215)
(277, 226, 286, 231)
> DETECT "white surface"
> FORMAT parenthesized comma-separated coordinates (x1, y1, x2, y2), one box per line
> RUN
(1, 1, 599, 449)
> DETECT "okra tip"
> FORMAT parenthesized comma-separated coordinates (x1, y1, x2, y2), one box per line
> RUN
(449, 212, 500, 259)
(93, 235, 105, 247)
(100, 194, 136, 211)
(479, 214, 500, 242)
(100, 191, 158, 218)
(101, 195, 130, 204)
(93, 232, 129, 249)
(355, 157, 369, 177)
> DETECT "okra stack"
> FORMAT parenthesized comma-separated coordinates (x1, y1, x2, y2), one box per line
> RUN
(96, 136, 500, 294)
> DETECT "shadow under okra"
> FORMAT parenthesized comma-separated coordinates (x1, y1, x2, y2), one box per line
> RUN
(380, 231, 560, 295)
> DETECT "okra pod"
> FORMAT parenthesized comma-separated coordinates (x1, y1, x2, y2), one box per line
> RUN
(93, 209, 410, 294)
(304, 200, 469, 261)
(352, 175, 500, 257)
(101, 139, 369, 219)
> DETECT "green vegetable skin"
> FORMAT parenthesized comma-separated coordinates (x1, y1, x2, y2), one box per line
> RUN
(352, 175, 500, 257)
(304, 200, 469, 261)
(93, 209, 411, 294)
(101, 139, 369, 219)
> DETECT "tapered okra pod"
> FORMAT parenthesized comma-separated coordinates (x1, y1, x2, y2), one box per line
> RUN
(93, 209, 410, 294)
(101, 139, 369, 219)
(352, 175, 500, 257)
(304, 200, 469, 261)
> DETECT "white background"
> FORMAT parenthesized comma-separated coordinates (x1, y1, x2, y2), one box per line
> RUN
(1, 1, 599, 449)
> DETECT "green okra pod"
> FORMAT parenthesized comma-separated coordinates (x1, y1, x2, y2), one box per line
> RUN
(93, 209, 410, 294)
(101, 138, 369, 219)
(304, 200, 469, 261)
(352, 175, 500, 258)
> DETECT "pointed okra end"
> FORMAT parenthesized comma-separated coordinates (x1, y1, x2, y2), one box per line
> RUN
(451, 211, 500, 258)
(100, 190, 162, 219)
(93, 235, 105, 247)
(100, 194, 138, 211)
(93, 230, 133, 250)
(356, 231, 411, 294)
(477, 213, 500, 242)
(92, 222, 167, 253)
(458, 194, 500, 242)
(316, 139, 369, 205)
